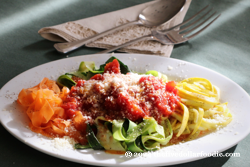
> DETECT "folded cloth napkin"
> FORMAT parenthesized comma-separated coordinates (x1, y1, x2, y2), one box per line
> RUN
(38, 0, 191, 57)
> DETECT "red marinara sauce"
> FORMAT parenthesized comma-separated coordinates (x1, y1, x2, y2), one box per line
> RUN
(61, 59, 181, 123)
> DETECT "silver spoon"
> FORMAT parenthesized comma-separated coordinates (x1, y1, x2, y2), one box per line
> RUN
(54, 0, 186, 53)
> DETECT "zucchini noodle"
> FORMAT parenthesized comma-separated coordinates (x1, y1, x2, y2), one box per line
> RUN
(94, 117, 173, 152)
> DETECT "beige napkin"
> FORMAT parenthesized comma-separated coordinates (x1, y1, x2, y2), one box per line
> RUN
(38, 0, 191, 57)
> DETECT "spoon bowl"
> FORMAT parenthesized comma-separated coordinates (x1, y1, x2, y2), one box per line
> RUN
(54, 0, 186, 53)
(139, 0, 186, 27)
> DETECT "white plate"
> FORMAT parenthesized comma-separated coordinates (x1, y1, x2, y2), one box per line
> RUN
(1, 54, 250, 166)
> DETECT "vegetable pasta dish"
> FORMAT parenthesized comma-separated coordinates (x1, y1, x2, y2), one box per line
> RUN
(17, 56, 232, 153)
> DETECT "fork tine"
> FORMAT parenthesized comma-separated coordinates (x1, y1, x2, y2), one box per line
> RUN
(185, 14, 221, 40)
(181, 12, 218, 36)
(178, 8, 213, 33)
(176, 5, 210, 28)
(160, 5, 209, 33)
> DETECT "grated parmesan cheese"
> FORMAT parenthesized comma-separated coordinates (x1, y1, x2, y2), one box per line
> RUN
(168, 66, 173, 70)
(53, 136, 76, 150)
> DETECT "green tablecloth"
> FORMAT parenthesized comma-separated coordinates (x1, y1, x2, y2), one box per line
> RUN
(0, 0, 249, 166)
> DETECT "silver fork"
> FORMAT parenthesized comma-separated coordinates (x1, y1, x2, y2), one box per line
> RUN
(97, 6, 220, 54)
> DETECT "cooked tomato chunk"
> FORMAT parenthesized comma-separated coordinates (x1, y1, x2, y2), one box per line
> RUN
(90, 74, 103, 80)
(117, 92, 145, 122)
(166, 81, 178, 94)
(76, 80, 85, 87)
(104, 59, 120, 74)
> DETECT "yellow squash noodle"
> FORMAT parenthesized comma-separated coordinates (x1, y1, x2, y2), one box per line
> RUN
(170, 77, 232, 140)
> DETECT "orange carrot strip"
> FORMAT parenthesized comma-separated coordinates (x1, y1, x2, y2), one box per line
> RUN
(18, 78, 69, 138)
